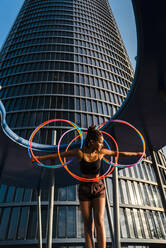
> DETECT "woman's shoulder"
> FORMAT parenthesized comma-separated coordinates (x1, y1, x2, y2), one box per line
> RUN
(100, 148, 110, 155)
(98, 149, 106, 159)
(77, 149, 84, 159)
(100, 148, 114, 156)
(100, 148, 107, 154)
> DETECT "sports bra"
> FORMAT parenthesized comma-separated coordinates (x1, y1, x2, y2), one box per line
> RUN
(80, 152, 101, 175)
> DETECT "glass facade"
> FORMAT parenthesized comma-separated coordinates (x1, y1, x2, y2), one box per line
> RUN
(0, 0, 165, 247)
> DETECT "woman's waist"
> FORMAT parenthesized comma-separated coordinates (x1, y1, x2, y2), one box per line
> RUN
(81, 173, 100, 179)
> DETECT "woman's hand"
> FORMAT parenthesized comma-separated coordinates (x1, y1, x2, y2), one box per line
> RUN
(137, 152, 146, 158)
(30, 157, 35, 163)
(30, 156, 39, 163)
(143, 153, 146, 158)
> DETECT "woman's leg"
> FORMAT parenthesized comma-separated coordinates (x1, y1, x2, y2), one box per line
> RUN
(80, 201, 95, 248)
(93, 197, 106, 248)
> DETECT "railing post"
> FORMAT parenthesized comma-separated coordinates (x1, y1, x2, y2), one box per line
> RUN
(113, 167, 121, 248)
(37, 188, 42, 248)
(104, 178, 115, 246)
(47, 130, 56, 248)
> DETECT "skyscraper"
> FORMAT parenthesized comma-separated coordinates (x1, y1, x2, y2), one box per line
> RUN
(0, 0, 165, 247)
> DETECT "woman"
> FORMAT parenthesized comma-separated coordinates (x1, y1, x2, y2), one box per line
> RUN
(31, 125, 145, 248)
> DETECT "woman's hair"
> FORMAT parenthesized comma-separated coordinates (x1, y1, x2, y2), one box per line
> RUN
(83, 125, 103, 149)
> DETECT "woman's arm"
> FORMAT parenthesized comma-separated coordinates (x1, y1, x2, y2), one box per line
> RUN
(102, 149, 145, 158)
(31, 149, 81, 162)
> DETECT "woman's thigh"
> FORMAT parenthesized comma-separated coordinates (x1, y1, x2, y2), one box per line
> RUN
(80, 200, 93, 223)
(92, 197, 106, 224)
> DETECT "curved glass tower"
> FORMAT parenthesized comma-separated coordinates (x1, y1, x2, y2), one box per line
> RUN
(0, 0, 165, 247)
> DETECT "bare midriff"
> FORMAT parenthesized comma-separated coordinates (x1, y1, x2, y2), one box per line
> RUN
(82, 174, 100, 179)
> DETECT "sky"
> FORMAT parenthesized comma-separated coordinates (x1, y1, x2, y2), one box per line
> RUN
(0, 0, 137, 69)
(109, 0, 137, 69)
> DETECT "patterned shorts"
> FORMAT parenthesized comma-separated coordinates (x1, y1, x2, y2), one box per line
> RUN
(78, 180, 105, 201)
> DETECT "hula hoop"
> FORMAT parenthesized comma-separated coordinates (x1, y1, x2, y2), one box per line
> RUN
(58, 130, 119, 182)
(28, 119, 83, 168)
(98, 119, 145, 168)
(58, 129, 114, 177)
